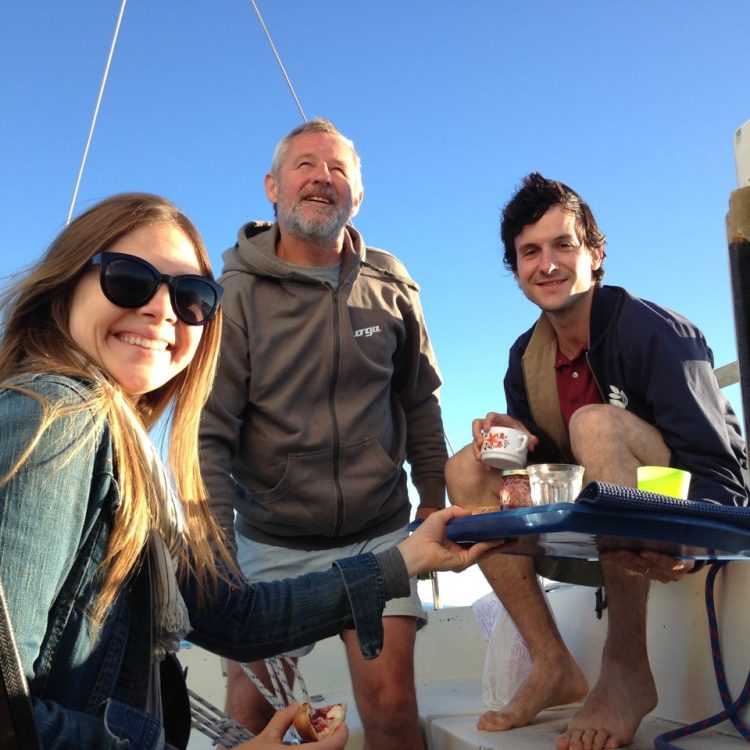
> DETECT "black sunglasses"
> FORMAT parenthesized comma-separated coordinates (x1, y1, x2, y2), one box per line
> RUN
(90, 252, 223, 326)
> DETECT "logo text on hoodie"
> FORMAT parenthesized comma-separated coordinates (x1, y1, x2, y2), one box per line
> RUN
(354, 325, 382, 338)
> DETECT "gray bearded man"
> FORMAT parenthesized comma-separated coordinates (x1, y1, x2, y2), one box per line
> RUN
(200, 118, 448, 750)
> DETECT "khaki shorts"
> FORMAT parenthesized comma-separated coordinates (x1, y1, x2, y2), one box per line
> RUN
(535, 557, 603, 587)
(234, 525, 427, 657)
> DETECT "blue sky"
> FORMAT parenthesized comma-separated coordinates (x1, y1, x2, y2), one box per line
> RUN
(2, 0, 749, 458)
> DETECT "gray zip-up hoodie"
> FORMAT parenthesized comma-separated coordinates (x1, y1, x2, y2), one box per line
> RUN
(199, 221, 447, 551)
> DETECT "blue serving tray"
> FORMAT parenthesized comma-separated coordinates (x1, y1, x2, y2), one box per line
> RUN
(420, 483, 750, 561)
(437, 503, 750, 560)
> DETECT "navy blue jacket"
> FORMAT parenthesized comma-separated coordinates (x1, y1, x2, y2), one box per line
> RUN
(504, 285, 749, 506)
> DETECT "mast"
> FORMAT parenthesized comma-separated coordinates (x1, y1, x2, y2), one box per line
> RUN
(727, 119, 750, 443)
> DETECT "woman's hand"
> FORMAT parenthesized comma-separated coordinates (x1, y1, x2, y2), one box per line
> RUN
(235, 703, 349, 748)
(397, 506, 503, 578)
(470, 412, 538, 461)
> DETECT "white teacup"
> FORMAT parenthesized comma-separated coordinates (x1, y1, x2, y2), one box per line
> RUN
(480, 426, 529, 469)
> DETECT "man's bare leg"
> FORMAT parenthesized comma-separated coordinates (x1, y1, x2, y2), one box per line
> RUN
(224, 658, 296, 735)
(555, 562, 655, 750)
(477, 551, 589, 731)
(343, 616, 423, 750)
(570, 404, 671, 490)
(446, 447, 588, 731)
(554, 404, 670, 749)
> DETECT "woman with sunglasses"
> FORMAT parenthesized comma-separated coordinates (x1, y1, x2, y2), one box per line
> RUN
(0, 192, 497, 749)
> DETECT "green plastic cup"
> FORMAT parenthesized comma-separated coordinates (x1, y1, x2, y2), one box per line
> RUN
(636, 466, 691, 499)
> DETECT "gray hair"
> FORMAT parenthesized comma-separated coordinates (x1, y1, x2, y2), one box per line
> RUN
(270, 117, 362, 194)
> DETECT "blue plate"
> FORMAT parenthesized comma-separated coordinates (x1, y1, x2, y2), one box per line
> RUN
(414, 481, 750, 561)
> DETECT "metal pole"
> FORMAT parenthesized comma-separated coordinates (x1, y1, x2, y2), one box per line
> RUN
(727, 120, 750, 446)
(735, 119, 750, 188)
(430, 571, 441, 610)
(727, 185, 750, 444)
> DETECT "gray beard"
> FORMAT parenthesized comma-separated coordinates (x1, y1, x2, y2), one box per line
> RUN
(277, 200, 351, 244)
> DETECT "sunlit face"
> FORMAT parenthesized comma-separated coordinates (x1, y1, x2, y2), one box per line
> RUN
(265, 131, 364, 243)
(68, 223, 204, 395)
(513, 205, 603, 314)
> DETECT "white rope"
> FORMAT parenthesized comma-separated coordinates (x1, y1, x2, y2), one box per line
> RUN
(290, 658, 311, 705)
(188, 688, 254, 748)
(67, 0, 306, 226)
(249, 0, 307, 122)
(188, 657, 312, 748)
(240, 656, 310, 709)
(241, 662, 283, 710)
(66, 0, 127, 225)
(239, 656, 313, 743)
(269, 656, 310, 706)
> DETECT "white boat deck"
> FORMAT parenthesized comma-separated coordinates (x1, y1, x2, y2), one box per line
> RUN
(183, 562, 750, 749)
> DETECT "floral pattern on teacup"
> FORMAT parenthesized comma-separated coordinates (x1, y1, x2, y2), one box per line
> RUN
(482, 431, 510, 451)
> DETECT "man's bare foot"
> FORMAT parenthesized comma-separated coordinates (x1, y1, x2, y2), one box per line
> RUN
(555, 662, 657, 750)
(478, 657, 588, 731)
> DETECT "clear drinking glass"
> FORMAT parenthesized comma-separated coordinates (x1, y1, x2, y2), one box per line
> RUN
(526, 464, 584, 505)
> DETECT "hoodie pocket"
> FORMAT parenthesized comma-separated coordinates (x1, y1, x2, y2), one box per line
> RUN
(248, 438, 401, 539)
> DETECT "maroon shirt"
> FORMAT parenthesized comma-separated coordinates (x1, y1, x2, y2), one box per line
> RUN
(554, 345, 602, 428)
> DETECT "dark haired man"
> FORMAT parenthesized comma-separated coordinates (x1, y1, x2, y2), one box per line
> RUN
(446, 172, 748, 749)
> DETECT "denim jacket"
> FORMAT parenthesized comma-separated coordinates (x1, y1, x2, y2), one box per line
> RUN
(0, 375, 388, 749)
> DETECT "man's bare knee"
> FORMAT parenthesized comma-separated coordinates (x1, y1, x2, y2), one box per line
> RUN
(446, 446, 479, 505)
(570, 404, 670, 472)
(446, 444, 502, 508)
(569, 404, 624, 449)
(359, 677, 418, 717)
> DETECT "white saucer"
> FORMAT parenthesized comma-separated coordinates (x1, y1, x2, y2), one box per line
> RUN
(480, 450, 526, 470)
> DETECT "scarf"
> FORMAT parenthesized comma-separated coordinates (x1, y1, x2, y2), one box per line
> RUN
(116, 391, 192, 660)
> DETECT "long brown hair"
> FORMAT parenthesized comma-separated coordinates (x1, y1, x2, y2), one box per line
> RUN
(0, 193, 235, 617)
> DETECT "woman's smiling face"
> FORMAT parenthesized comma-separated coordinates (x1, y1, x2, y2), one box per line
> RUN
(68, 222, 204, 395)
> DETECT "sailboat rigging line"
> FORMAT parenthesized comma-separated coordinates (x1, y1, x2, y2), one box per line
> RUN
(66, 0, 128, 226)
(249, 0, 307, 122)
